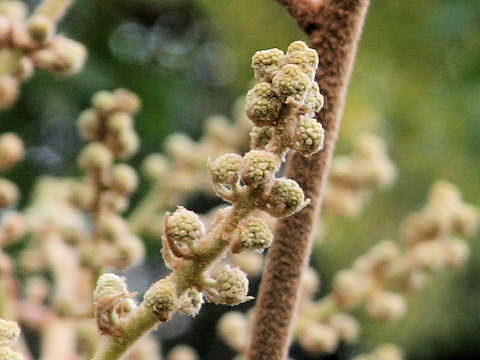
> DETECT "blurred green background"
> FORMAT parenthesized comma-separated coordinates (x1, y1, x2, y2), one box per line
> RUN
(1, 0, 480, 359)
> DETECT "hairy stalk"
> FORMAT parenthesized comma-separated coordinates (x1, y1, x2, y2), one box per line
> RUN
(247, 1, 370, 359)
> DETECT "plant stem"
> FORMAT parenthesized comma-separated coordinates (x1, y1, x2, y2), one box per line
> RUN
(34, 0, 75, 22)
(247, 1, 370, 359)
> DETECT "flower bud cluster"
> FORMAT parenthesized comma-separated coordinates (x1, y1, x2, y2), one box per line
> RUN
(0, 133, 24, 209)
(75, 89, 144, 270)
(94, 274, 137, 336)
(0, 318, 24, 360)
(324, 133, 396, 217)
(0, 1, 86, 109)
(246, 41, 324, 156)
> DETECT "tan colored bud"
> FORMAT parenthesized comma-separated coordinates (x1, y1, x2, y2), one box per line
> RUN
(217, 311, 249, 352)
(298, 323, 338, 354)
(0, 132, 24, 171)
(167, 345, 199, 360)
(28, 14, 55, 43)
(78, 143, 112, 171)
(111, 164, 138, 194)
(0, 178, 19, 208)
(0, 75, 19, 110)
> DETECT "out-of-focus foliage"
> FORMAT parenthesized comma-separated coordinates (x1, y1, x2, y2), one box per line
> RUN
(1, 0, 479, 359)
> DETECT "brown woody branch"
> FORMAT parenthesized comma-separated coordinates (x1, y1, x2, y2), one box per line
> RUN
(247, 1, 371, 359)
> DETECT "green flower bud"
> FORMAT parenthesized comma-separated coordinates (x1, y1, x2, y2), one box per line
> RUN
(208, 153, 243, 186)
(286, 41, 318, 80)
(304, 82, 324, 113)
(0, 319, 20, 347)
(177, 288, 204, 317)
(272, 64, 310, 103)
(245, 82, 282, 126)
(251, 48, 285, 82)
(241, 150, 278, 187)
(214, 266, 250, 305)
(78, 142, 112, 171)
(77, 109, 100, 141)
(237, 218, 273, 253)
(144, 279, 177, 320)
(0, 178, 19, 208)
(294, 115, 324, 156)
(0, 347, 23, 360)
(94, 273, 128, 301)
(166, 207, 205, 245)
(111, 164, 138, 194)
(266, 178, 305, 218)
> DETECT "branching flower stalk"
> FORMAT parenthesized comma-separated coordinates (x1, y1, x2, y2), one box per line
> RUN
(248, 1, 371, 359)
(0, 0, 86, 109)
(91, 40, 325, 360)
(219, 181, 478, 357)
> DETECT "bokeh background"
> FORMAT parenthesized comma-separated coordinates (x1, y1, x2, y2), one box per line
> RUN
(1, 0, 480, 359)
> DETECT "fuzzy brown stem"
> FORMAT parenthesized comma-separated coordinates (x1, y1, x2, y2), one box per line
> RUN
(247, 1, 370, 359)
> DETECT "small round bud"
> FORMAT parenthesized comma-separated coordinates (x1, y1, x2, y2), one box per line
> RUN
(204, 115, 232, 144)
(245, 82, 282, 126)
(94, 273, 128, 301)
(0, 132, 24, 171)
(410, 240, 447, 271)
(142, 154, 171, 181)
(241, 150, 278, 187)
(304, 82, 324, 113)
(106, 112, 133, 135)
(272, 64, 310, 103)
(286, 41, 318, 79)
(0, 75, 19, 110)
(113, 235, 145, 269)
(445, 238, 470, 267)
(208, 153, 243, 186)
(12, 56, 34, 81)
(113, 88, 141, 114)
(333, 270, 371, 309)
(177, 288, 204, 317)
(144, 279, 177, 321)
(166, 207, 205, 245)
(0, 347, 23, 360)
(115, 128, 139, 159)
(78, 142, 112, 171)
(25, 276, 50, 303)
(454, 204, 479, 237)
(77, 109, 100, 141)
(251, 48, 285, 82)
(327, 313, 360, 343)
(298, 323, 338, 354)
(28, 15, 55, 43)
(111, 164, 138, 194)
(92, 91, 116, 112)
(167, 345, 199, 360)
(164, 133, 198, 165)
(294, 115, 324, 156)
(373, 344, 404, 360)
(236, 218, 273, 253)
(265, 178, 305, 218)
(0, 319, 20, 347)
(96, 214, 128, 243)
(366, 292, 406, 322)
(32, 36, 87, 76)
(0, 211, 26, 244)
(301, 267, 320, 299)
(217, 311, 249, 352)
(214, 266, 250, 305)
(0, 178, 19, 208)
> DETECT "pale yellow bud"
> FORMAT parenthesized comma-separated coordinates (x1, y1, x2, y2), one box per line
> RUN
(245, 82, 282, 126)
(77, 109, 100, 141)
(213, 266, 250, 305)
(0, 133, 24, 171)
(78, 143, 112, 171)
(272, 64, 310, 103)
(0, 75, 19, 110)
(0, 178, 19, 208)
(0, 211, 26, 244)
(366, 292, 406, 322)
(208, 153, 243, 186)
(28, 14, 55, 43)
(111, 164, 138, 194)
(167, 345, 199, 360)
(12, 56, 34, 81)
(0, 1, 27, 21)
(144, 279, 177, 321)
(265, 178, 306, 218)
(0, 347, 24, 360)
(217, 311, 249, 351)
(241, 150, 278, 187)
(298, 323, 338, 354)
(333, 270, 371, 309)
(327, 313, 360, 343)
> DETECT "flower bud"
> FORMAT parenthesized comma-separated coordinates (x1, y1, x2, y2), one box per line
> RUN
(333, 270, 371, 309)
(272, 64, 310, 103)
(208, 153, 243, 186)
(142, 154, 171, 181)
(265, 178, 305, 218)
(106, 112, 133, 135)
(97, 214, 128, 243)
(245, 82, 282, 126)
(214, 266, 250, 305)
(251, 48, 285, 82)
(366, 291, 406, 322)
(327, 313, 360, 343)
(28, 14, 55, 43)
(94, 273, 128, 301)
(241, 150, 278, 187)
(0, 211, 26, 244)
(111, 164, 138, 194)
(236, 218, 272, 253)
(113, 88, 141, 114)
(0, 347, 23, 360)
(78, 142, 112, 171)
(12, 56, 34, 81)
(286, 42, 318, 77)
(167, 345, 199, 360)
(166, 207, 204, 245)
(115, 129, 139, 159)
(293, 115, 324, 156)
(298, 323, 338, 354)
(0, 132, 24, 171)
(114, 234, 145, 269)
(144, 279, 177, 321)
(77, 109, 100, 141)
(0, 319, 20, 347)
(454, 204, 479, 237)
(177, 288, 204, 317)
(304, 82, 324, 113)
(217, 311, 249, 351)
(0, 178, 19, 208)
(0, 75, 19, 110)
(249, 126, 273, 150)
